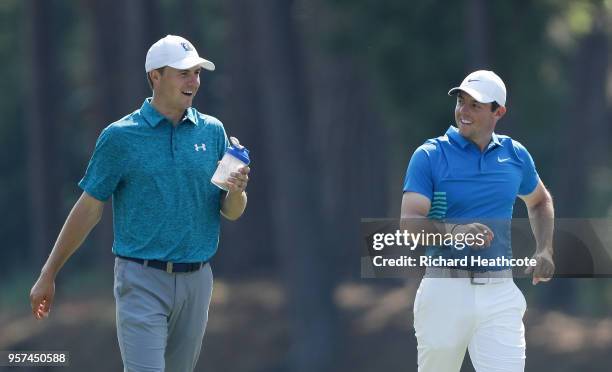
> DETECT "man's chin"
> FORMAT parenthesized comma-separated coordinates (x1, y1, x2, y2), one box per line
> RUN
(457, 123, 470, 134)
(180, 97, 194, 108)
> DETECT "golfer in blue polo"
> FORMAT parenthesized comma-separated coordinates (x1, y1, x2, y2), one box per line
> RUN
(30, 35, 250, 371)
(401, 70, 555, 371)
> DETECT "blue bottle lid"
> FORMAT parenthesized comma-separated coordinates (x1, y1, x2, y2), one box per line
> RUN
(226, 146, 250, 165)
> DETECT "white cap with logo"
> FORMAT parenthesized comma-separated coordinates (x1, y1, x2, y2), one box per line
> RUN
(448, 70, 506, 106)
(145, 35, 215, 72)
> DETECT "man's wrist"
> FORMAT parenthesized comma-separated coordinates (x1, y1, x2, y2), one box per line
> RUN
(226, 190, 246, 198)
(536, 244, 553, 255)
(40, 267, 57, 281)
(447, 223, 461, 235)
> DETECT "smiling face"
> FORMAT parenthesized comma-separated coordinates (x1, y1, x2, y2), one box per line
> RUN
(149, 66, 201, 118)
(454, 91, 506, 149)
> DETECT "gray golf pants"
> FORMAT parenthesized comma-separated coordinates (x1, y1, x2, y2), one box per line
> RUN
(113, 257, 213, 372)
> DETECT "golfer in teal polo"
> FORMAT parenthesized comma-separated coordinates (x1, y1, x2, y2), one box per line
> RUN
(30, 35, 250, 371)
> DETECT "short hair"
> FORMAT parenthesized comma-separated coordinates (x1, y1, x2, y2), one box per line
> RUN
(146, 67, 166, 91)
(455, 91, 502, 112)
(491, 101, 500, 112)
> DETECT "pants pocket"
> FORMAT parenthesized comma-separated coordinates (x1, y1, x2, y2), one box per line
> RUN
(114, 258, 129, 298)
(413, 278, 428, 317)
(512, 282, 527, 314)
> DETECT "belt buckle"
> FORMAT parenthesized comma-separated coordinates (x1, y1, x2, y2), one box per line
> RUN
(470, 271, 488, 285)
(166, 262, 173, 273)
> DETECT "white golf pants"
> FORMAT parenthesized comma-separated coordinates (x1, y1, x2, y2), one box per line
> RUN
(413, 277, 527, 372)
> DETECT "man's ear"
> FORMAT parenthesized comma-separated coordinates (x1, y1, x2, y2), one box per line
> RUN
(149, 70, 161, 86)
(495, 106, 507, 120)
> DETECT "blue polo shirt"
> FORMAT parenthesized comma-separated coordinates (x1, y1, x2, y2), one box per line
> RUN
(79, 98, 229, 262)
(403, 126, 539, 269)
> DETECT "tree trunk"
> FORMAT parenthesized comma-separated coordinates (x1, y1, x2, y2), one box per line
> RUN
(220, 0, 276, 275)
(551, 7, 609, 312)
(225, 0, 390, 369)
(465, 0, 489, 69)
(26, 0, 65, 265)
(232, 1, 338, 370)
(556, 19, 609, 217)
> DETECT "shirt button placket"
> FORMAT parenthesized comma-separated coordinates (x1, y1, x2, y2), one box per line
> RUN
(171, 125, 178, 159)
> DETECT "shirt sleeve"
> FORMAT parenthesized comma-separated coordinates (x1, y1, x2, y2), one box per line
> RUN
(515, 141, 539, 196)
(217, 125, 229, 161)
(78, 126, 126, 201)
(402, 144, 434, 201)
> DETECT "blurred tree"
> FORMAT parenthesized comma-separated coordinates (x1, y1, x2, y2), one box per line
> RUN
(224, 1, 389, 370)
(555, 1, 610, 217)
(237, 1, 339, 371)
(466, 0, 490, 68)
(297, 0, 391, 365)
(545, 0, 611, 313)
(0, 0, 27, 267)
(26, 0, 66, 265)
(221, 0, 277, 276)
(178, 0, 198, 42)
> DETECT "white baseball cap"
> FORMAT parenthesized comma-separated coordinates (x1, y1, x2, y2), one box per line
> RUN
(145, 35, 215, 72)
(448, 70, 506, 106)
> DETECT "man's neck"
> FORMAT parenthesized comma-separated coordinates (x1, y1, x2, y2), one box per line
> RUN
(462, 132, 493, 152)
(150, 97, 183, 125)
(473, 137, 491, 152)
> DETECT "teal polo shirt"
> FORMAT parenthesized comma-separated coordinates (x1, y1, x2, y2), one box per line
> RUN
(79, 98, 229, 262)
(403, 126, 539, 269)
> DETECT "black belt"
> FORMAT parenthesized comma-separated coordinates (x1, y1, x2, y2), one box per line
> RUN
(117, 255, 208, 273)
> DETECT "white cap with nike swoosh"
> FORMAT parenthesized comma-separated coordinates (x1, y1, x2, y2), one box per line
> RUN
(448, 70, 507, 106)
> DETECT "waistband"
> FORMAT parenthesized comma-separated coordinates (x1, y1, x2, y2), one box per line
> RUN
(424, 267, 513, 285)
(116, 255, 209, 273)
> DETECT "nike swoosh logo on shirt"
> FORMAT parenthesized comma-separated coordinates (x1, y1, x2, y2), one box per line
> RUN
(497, 157, 511, 163)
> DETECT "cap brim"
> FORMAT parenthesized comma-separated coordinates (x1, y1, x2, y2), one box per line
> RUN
(448, 87, 495, 104)
(168, 56, 215, 71)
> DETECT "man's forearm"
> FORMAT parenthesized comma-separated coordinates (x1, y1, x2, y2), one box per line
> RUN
(41, 194, 103, 279)
(221, 191, 247, 221)
(527, 195, 554, 254)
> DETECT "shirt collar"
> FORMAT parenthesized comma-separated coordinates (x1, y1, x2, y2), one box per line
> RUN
(446, 125, 470, 149)
(446, 125, 503, 150)
(490, 132, 502, 147)
(182, 107, 198, 125)
(141, 98, 165, 127)
(140, 98, 198, 127)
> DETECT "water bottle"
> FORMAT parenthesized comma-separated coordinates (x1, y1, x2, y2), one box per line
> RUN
(211, 137, 250, 191)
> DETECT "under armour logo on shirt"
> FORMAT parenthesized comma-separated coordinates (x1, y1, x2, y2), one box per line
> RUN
(194, 143, 206, 151)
